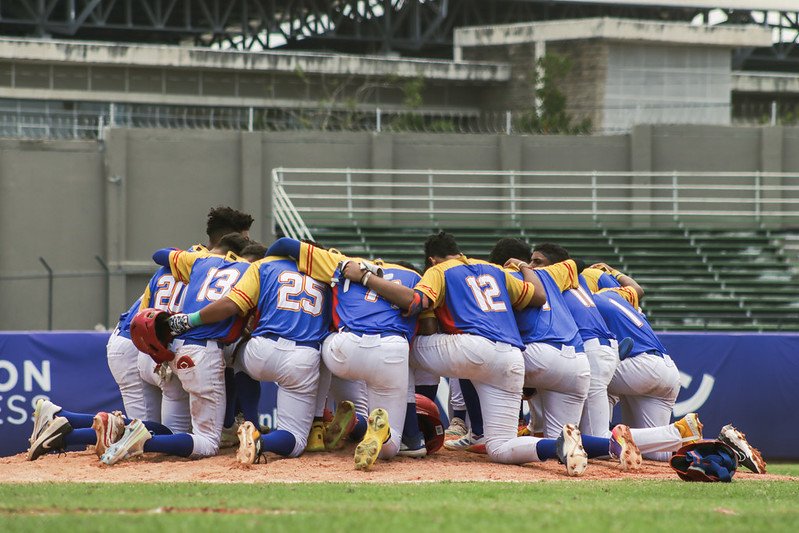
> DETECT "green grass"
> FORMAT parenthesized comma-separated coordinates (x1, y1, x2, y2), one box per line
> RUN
(1, 480, 798, 532)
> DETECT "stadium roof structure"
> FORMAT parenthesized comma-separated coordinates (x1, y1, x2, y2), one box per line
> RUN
(0, 1, 795, 69)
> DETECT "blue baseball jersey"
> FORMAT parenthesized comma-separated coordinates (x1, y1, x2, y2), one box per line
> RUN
(415, 256, 535, 350)
(294, 242, 422, 340)
(116, 266, 186, 339)
(167, 250, 251, 342)
(332, 264, 421, 340)
(511, 269, 583, 349)
(593, 289, 666, 357)
(116, 297, 143, 340)
(227, 256, 332, 344)
(562, 275, 615, 343)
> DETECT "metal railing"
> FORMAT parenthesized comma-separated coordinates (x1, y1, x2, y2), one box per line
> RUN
(271, 168, 799, 236)
(0, 100, 796, 140)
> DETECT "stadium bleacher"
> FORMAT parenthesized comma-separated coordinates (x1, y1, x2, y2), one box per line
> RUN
(309, 224, 799, 332)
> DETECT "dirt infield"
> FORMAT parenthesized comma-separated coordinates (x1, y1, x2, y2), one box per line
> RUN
(0, 446, 788, 483)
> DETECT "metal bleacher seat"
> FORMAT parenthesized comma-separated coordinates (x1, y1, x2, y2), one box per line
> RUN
(306, 224, 799, 332)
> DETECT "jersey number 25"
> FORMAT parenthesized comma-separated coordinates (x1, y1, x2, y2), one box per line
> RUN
(277, 271, 325, 316)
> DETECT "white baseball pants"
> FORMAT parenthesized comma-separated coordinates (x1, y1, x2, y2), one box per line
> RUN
(236, 335, 321, 457)
(137, 351, 191, 433)
(609, 352, 681, 461)
(168, 340, 226, 458)
(412, 334, 545, 465)
(106, 331, 162, 422)
(322, 331, 409, 460)
(579, 338, 620, 438)
(522, 342, 591, 439)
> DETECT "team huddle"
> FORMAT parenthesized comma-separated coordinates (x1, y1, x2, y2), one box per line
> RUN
(25, 206, 767, 478)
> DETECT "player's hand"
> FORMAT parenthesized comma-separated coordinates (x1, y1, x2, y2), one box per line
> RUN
(504, 258, 529, 269)
(589, 262, 614, 272)
(167, 313, 193, 336)
(340, 260, 363, 282)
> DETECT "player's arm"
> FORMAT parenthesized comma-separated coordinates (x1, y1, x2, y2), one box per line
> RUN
(267, 238, 346, 284)
(265, 238, 301, 259)
(167, 263, 261, 334)
(590, 262, 644, 300)
(503, 260, 547, 307)
(598, 286, 640, 309)
(152, 248, 197, 283)
(417, 310, 439, 335)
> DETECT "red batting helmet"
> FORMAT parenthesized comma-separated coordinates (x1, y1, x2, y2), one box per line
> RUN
(415, 393, 445, 454)
(130, 308, 175, 364)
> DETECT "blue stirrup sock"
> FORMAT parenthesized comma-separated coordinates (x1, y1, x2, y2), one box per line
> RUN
(536, 439, 558, 461)
(415, 385, 438, 402)
(234, 371, 262, 427)
(402, 402, 423, 441)
(59, 409, 171, 435)
(223, 367, 237, 428)
(582, 435, 611, 458)
(459, 379, 484, 436)
(144, 433, 194, 457)
(351, 414, 368, 441)
(64, 428, 96, 446)
(261, 429, 296, 456)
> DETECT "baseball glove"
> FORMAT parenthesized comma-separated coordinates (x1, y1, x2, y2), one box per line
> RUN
(669, 440, 739, 482)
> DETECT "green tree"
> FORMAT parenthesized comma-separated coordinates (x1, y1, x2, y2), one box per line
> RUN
(515, 54, 592, 134)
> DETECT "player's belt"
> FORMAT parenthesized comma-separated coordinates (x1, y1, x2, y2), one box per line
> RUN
(181, 339, 223, 349)
(584, 336, 613, 347)
(339, 326, 407, 341)
(262, 332, 321, 349)
(630, 349, 665, 358)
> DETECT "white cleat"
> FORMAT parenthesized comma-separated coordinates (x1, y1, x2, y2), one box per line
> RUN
(556, 423, 588, 477)
(236, 421, 262, 465)
(28, 399, 62, 446)
(718, 424, 767, 474)
(101, 419, 152, 465)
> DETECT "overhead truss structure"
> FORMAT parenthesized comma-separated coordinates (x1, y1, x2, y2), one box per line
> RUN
(0, 1, 795, 68)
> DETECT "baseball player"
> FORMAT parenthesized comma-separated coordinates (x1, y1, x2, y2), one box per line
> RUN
(593, 286, 682, 461)
(264, 238, 422, 470)
(101, 232, 251, 464)
(489, 238, 591, 440)
(528, 243, 623, 438)
(345, 231, 593, 475)
(164, 245, 333, 463)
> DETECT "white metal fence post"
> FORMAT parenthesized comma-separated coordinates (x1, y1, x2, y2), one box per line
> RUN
(509, 171, 517, 225)
(376, 108, 382, 133)
(505, 111, 512, 135)
(248, 107, 254, 132)
(591, 171, 598, 221)
(755, 171, 762, 223)
(346, 168, 354, 220)
(428, 171, 435, 224)
(672, 171, 679, 221)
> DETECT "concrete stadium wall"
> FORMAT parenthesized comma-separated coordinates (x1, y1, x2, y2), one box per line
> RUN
(1, 124, 798, 330)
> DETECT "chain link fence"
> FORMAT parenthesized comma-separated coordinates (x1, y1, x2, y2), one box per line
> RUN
(0, 100, 796, 140)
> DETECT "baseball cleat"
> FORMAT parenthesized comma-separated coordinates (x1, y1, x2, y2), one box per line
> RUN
(27, 416, 72, 461)
(674, 413, 703, 444)
(718, 424, 767, 474)
(28, 398, 62, 446)
(398, 433, 427, 458)
(443, 431, 487, 454)
(609, 424, 642, 471)
(324, 400, 357, 451)
(556, 424, 588, 477)
(101, 419, 152, 465)
(305, 420, 327, 453)
(92, 411, 126, 458)
(354, 408, 390, 471)
(236, 421, 263, 465)
(518, 422, 532, 437)
(444, 417, 468, 441)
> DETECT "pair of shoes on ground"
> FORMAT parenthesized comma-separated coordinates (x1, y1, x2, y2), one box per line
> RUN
(237, 405, 392, 471)
(26, 398, 149, 465)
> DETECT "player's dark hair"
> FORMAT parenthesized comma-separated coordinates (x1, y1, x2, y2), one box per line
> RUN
(394, 260, 423, 275)
(424, 231, 461, 260)
(573, 258, 587, 273)
(533, 243, 570, 264)
(488, 238, 532, 266)
(206, 206, 254, 246)
(217, 232, 250, 256)
(240, 242, 267, 261)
